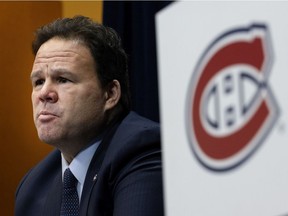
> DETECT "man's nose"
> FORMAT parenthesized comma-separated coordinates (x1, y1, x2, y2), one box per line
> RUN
(39, 81, 58, 103)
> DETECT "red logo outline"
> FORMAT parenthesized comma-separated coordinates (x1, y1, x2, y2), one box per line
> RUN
(186, 24, 279, 171)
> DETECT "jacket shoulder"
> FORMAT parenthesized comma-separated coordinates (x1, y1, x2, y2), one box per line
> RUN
(102, 111, 161, 177)
(15, 149, 61, 216)
(114, 111, 160, 144)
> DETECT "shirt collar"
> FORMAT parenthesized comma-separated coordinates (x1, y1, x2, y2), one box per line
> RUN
(61, 140, 101, 187)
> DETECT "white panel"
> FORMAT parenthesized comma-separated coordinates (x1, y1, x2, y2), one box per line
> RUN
(156, 1, 288, 216)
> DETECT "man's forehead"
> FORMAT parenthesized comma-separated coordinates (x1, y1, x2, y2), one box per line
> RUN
(32, 38, 96, 73)
(34, 50, 80, 64)
(35, 38, 89, 58)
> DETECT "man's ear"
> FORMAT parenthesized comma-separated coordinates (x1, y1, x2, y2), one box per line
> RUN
(104, 80, 121, 111)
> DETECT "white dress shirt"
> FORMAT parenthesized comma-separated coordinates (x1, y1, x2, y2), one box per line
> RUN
(61, 140, 101, 201)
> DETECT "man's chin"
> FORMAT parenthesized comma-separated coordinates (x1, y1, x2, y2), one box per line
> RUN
(38, 133, 62, 146)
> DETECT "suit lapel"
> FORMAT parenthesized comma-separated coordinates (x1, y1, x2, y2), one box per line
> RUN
(42, 170, 62, 216)
(80, 121, 121, 215)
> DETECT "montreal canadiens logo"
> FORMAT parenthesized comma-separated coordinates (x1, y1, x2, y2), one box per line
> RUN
(186, 24, 279, 171)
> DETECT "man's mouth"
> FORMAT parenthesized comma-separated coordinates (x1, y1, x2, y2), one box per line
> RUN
(37, 111, 58, 122)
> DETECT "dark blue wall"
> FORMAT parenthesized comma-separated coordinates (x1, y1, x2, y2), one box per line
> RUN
(103, 1, 172, 122)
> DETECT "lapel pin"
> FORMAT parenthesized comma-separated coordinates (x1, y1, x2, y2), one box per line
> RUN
(93, 174, 98, 182)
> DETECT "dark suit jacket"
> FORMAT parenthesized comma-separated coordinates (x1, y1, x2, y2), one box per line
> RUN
(15, 112, 164, 216)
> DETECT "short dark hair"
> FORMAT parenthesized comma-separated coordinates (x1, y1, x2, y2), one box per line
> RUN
(32, 15, 131, 118)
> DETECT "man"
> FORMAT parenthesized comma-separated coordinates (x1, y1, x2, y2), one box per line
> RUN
(15, 16, 163, 216)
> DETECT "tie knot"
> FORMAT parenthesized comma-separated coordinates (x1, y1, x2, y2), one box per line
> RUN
(63, 168, 78, 189)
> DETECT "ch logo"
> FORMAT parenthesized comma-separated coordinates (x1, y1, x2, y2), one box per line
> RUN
(186, 24, 279, 171)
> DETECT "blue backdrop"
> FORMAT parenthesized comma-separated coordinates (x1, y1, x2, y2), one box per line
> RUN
(103, 1, 172, 122)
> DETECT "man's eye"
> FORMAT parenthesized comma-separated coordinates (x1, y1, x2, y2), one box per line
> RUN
(34, 79, 44, 86)
(58, 77, 70, 83)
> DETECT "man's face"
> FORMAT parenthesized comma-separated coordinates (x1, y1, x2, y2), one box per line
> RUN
(31, 38, 108, 147)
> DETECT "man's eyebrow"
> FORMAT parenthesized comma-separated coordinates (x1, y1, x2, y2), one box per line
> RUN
(50, 69, 76, 79)
(30, 70, 42, 80)
(30, 69, 75, 80)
